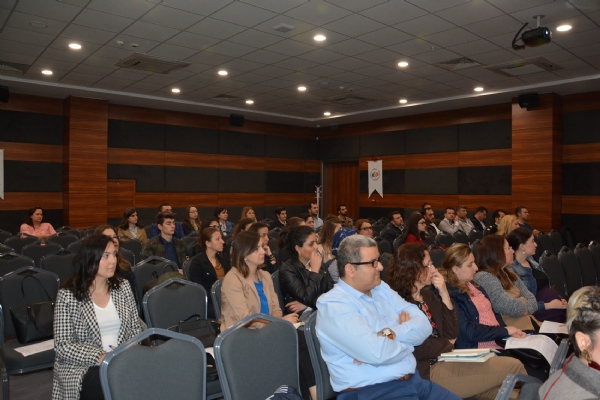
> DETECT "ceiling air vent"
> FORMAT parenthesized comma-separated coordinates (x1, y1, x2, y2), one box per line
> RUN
(114, 53, 191, 74)
(273, 23, 294, 33)
(486, 57, 563, 77)
(210, 94, 242, 102)
(325, 95, 372, 105)
(435, 57, 481, 71)
(0, 61, 29, 74)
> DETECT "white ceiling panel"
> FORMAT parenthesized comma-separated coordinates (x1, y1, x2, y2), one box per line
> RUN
(15, 0, 81, 22)
(273, 57, 318, 71)
(360, 0, 428, 25)
(555, 66, 600, 79)
(140, 5, 200, 30)
(23, 69, 68, 80)
(49, 37, 103, 56)
(230, 72, 272, 84)
(446, 39, 501, 58)
(0, 38, 46, 57)
(326, 0, 388, 13)
(323, 14, 386, 37)
(327, 56, 372, 71)
(244, 49, 289, 64)
(107, 69, 153, 81)
(88, 0, 156, 19)
(185, 51, 234, 66)
(166, 32, 221, 51)
(485, 0, 555, 14)
(395, 14, 456, 37)
(40, 46, 89, 63)
(31, 57, 78, 71)
(464, 15, 528, 37)
(328, 71, 369, 83)
(61, 24, 117, 45)
(140, 74, 181, 85)
(412, 48, 461, 64)
(325, 38, 378, 57)
(471, 49, 522, 65)
(72, 9, 134, 33)
(570, 41, 600, 57)
(357, 27, 413, 48)
(386, 38, 435, 56)
(251, 64, 294, 78)
(407, 64, 447, 77)
(72, 63, 118, 76)
(211, 2, 278, 28)
(405, 0, 470, 13)
(228, 29, 283, 48)
(554, 28, 600, 48)
(186, 18, 247, 40)
(510, 1, 582, 24)
(567, 0, 600, 12)
(92, 46, 139, 61)
(62, 71, 102, 83)
(208, 41, 258, 58)
(436, 1, 504, 26)
(160, 0, 233, 16)
(0, 0, 15, 10)
(106, 35, 161, 52)
(93, 76, 137, 89)
(424, 28, 480, 48)
(588, 10, 600, 24)
(549, 14, 598, 34)
(0, 8, 10, 27)
(353, 48, 402, 64)
(240, 0, 307, 14)
(6, 12, 69, 35)
(425, 71, 466, 83)
(285, 1, 352, 25)
(218, 58, 264, 73)
(122, 21, 179, 42)
(0, 52, 34, 65)
(296, 48, 347, 64)
(264, 40, 315, 57)
(253, 16, 316, 38)
(303, 64, 345, 77)
(0, 26, 56, 47)
(290, 28, 349, 48)
(148, 43, 199, 60)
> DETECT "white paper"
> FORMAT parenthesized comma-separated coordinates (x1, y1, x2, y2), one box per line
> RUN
(14, 339, 54, 357)
(539, 321, 568, 335)
(367, 160, 383, 198)
(505, 335, 558, 364)
(205, 346, 214, 358)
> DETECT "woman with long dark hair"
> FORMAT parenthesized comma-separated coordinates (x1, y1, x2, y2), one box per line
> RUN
(117, 208, 147, 245)
(401, 212, 427, 244)
(53, 234, 142, 400)
(213, 207, 233, 237)
(182, 205, 202, 236)
(317, 219, 341, 264)
(20, 206, 56, 239)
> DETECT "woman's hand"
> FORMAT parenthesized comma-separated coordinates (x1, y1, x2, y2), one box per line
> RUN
(98, 353, 107, 364)
(506, 326, 526, 338)
(282, 313, 299, 324)
(286, 301, 308, 313)
(309, 249, 323, 271)
(545, 299, 567, 309)
(431, 271, 447, 294)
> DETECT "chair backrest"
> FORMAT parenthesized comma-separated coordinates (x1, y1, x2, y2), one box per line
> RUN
(0, 243, 14, 253)
(268, 228, 281, 240)
(133, 257, 179, 306)
(119, 248, 135, 267)
(453, 231, 469, 245)
(143, 278, 207, 328)
(588, 241, 600, 282)
(0, 267, 60, 344)
(22, 242, 63, 269)
(539, 251, 567, 299)
(67, 240, 82, 253)
(211, 278, 223, 321)
(0, 230, 12, 244)
(392, 235, 404, 251)
(558, 246, 583, 296)
(376, 239, 391, 255)
(5, 235, 40, 254)
(435, 232, 454, 248)
(144, 225, 153, 238)
(550, 229, 565, 254)
(0, 252, 35, 275)
(271, 270, 286, 313)
(182, 235, 196, 246)
(305, 313, 338, 400)
(100, 328, 206, 400)
(574, 243, 598, 287)
(429, 247, 445, 269)
(379, 253, 392, 282)
(468, 230, 483, 243)
(40, 252, 76, 283)
(549, 338, 571, 375)
(471, 239, 481, 255)
(118, 237, 143, 263)
(214, 313, 299, 400)
(537, 234, 554, 258)
(268, 238, 278, 253)
(46, 232, 79, 248)
(56, 225, 81, 238)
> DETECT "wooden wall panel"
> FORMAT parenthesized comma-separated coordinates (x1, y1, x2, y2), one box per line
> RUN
(135, 193, 219, 208)
(0, 93, 63, 115)
(563, 143, 600, 163)
(563, 90, 600, 113)
(0, 142, 62, 162)
(361, 194, 510, 212)
(264, 193, 306, 206)
(405, 152, 458, 169)
(0, 192, 62, 210)
(404, 194, 459, 210)
(360, 194, 406, 208)
(107, 179, 136, 218)
(562, 196, 600, 215)
(359, 155, 406, 171)
(219, 193, 266, 206)
(324, 161, 359, 218)
(459, 149, 512, 167)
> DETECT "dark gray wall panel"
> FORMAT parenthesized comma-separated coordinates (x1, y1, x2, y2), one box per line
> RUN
(562, 214, 600, 246)
(383, 169, 405, 194)
(405, 125, 458, 154)
(563, 163, 600, 195)
(0, 110, 63, 145)
(266, 171, 305, 193)
(360, 170, 368, 194)
(359, 130, 405, 156)
(319, 136, 360, 160)
(459, 120, 511, 151)
(304, 172, 321, 194)
(266, 136, 305, 159)
(564, 110, 600, 145)
(108, 120, 165, 150)
(4, 161, 62, 192)
(0, 209, 62, 234)
(265, 205, 305, 219)
(304, 139, 319, 160)
(405, 168, 458, 194)
(108, 164, 165, 192)
(219, 130, 265, 157)
(218, 169, 265, 193)
(164, 167, 218, 193)
(459, 166, 511, 195)
(165, 125, 219, 154)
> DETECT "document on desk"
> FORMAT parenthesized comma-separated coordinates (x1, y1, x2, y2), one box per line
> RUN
(14, 339, 54, 357)
(539, 320, 568, 335)
(505, 335, 558, 364)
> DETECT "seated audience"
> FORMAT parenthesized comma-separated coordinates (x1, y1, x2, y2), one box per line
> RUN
(231, 217, 254, 240)
(298, 213, 315, 229)
(423, 207, 441, 237)
(53, 234, 142, 400)
(308, 202, 322, 230)
(279, 225, 333, 317)
(181, 205, 202, 236)
(473, 235, 538, 330)
(316, 235, 460, 400)
(328, 227, 356, 283)
(355, 219, 373, 238)
(142, 212, 186, 270)
(539, 286, 600, 399)
(149, 204, 185, 239)
(487, 209, 506, 235)
(470, 206, 488, 232)
(94, 225, 136, 303)
(388, 243, 526, 399)
(248, 222, 278, 274)
(116, 207, 147, 245)
(337, 203, 353, 227)
(507, 228, 567, 322)
(438, 207, 461, 235)
(20, 206, 56, 239)
(189, 227, 231, 319)
(201, 217, 220, 230)
(401, 212, 427, 244)
(516, 206, 540, 236)
(317, 219, 341, 264)
(456, 205, 474, 235)
(241, 206, 257, 222)
(276, 217, 307, 265)
(380, 210, 405, 246)
(497, 214, 520, 236)
(214, 207, 233, 237)
(271, 207, 287, 229)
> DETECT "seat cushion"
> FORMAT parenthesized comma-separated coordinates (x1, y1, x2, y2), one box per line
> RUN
(0, 339, 55, 373)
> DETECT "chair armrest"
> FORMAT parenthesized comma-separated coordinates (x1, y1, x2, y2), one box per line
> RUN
(494, 373, 543, 400)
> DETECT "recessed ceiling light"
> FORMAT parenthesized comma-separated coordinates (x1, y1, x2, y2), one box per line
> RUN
(41, 70, 53, 75)
(314, 34, 326, 42)
(398, 61, 409, 67)
(171, 88, 180, 93)
(218, 70, 228, 76)
(474, 87, 484, 92)
(246, 100, 254, 104)
(298, 86, 307, 92)
(399, 99, 407, 104)
(68, 43, 82, 50)
(324, 111, 331, 116)
(557, 25, 572, 32)
(29, 21, 47, 28)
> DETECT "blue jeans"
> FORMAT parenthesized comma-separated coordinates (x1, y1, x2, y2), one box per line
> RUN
(337, 370, 460, 400)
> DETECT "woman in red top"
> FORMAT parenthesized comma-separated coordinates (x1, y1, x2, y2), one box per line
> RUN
(403, 212, 427, 243)
(20, 206, 56, 239)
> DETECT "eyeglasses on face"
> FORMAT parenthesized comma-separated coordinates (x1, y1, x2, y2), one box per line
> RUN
(351, 255, 382, 269)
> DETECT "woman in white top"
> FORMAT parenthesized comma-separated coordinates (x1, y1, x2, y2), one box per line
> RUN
(53, 234, 142, 400)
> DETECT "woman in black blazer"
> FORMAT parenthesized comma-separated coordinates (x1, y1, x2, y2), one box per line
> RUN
(189, 227, 231, 319)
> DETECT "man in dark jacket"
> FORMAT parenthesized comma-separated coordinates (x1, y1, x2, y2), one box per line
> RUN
(380, 210, 405, 246)
(142, 212, 187, 270)
(469, 206, 488, 232)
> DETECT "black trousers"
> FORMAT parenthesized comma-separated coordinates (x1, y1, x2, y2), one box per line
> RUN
(80, 366, 105, 400)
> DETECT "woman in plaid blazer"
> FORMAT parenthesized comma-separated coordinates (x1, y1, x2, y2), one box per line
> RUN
(52, 234, 142, 400)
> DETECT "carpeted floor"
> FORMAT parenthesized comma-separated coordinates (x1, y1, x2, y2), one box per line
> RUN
(3, 368, 53, 400)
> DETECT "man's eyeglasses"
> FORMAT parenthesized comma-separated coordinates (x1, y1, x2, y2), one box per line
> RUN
(352, 256, 382, 269)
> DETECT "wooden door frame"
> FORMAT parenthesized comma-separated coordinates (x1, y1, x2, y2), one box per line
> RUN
(322, 159, 360, 219)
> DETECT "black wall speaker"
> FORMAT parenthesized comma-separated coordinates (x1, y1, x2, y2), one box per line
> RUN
(518, 93, 540, 110)
(0, 86, 8, 103)
(229, 114, 245, 127)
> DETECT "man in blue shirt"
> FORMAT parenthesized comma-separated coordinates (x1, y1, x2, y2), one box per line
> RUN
(516, 206, 540, 236)
(316, 235, 459, 400)
(149, 203, 185, 239)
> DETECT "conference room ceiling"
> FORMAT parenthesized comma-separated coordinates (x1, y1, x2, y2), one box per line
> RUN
(1, 0, 599, 127)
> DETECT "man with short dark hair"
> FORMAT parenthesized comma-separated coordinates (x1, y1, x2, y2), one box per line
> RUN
(487, 209, 506, 235)
(455, 205, 474, 235)
(515, 206, 539, 235)
(380, 211, 405, 246)
(470, 206, 488, 232)
(142, 212, 186, 270)
(423, 207, 441, 237)
(438, 207, 460, 235)
(271, 207, 287, 229)
(316, 235, 459, 400)
(337, 203, 353, 228)
(308, 202, 323, 230)
(149, 203, 185, 239)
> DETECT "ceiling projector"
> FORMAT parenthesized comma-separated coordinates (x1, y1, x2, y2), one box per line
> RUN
(512, 22, 552, 50)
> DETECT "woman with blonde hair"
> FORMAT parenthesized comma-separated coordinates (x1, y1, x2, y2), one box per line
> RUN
(241, 206, 257, 223)
(497, 214, 520, 236)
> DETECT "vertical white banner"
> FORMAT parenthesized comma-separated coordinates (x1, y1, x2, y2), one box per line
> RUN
(0, 149, 3, 200)
(367, 159, 382, 198)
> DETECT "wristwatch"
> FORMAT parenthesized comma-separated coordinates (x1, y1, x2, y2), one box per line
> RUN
(380, 328, 396, 340)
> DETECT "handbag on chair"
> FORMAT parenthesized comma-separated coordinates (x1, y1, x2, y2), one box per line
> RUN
(167, 314, 220, 348)
(10, 275, 55, 344)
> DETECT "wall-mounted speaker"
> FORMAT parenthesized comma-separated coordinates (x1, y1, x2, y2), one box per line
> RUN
(518, 92, 540, 110)
(0, 86, 8, 103)
(229, 114, 245, 127)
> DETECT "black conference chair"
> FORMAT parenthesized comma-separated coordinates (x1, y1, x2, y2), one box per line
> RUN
(588, 241, 600, 282)
(271, 270, 286, 313)
(118, 237, 143, 264)
(56, 225, 81, 238)
(67, 240, 82, 253)
(375, 237, 392, 255)
(574, 243, 598, 287)
(558, 246, 583, 296)
(453, 231, 469, 245)
(305, 313, 338, 400)
(468, 229, 483, 243)
(211, 278, 223, 321)
(0, 230, 12, 244)
(435, 232, 454, 249)
(119, 248, 135, 267)
(46, 232, 79, 249)
(0, 252, 35, 276)
(40, 252, 77, 284)
(0, 244, 14, 254)
(143, 278, 208, 328)
(429, 247, 445, 269)
(536, 233, 555, 258)
(21, 242, 63, 269)
(4, 235, 39, 254)
(539, 251, 568, 299)
(550, 229, 565, 254)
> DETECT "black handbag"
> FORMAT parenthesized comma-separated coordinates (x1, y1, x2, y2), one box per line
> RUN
(167, 314, 220, 348)
(10, 275, 55, 344)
